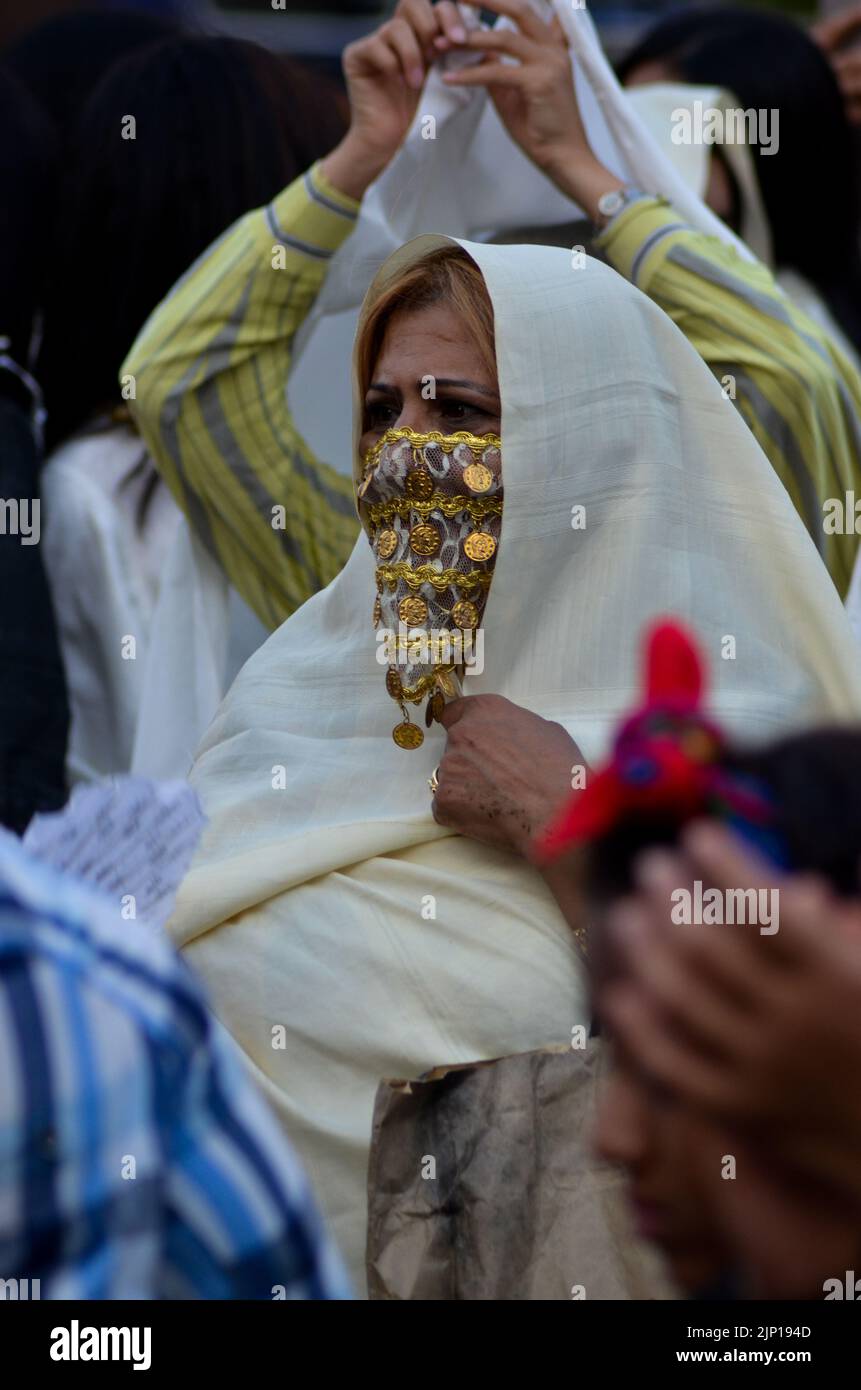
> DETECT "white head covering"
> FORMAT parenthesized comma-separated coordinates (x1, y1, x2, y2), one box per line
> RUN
(626, 82, 774, 267)
(170, 238, 861, 1293)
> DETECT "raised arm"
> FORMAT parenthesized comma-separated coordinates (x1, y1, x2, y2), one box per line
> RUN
(122, 166, 362, 630)
(592, 196, 861, 596)
(442, 0, 861, 597)
(123, 1, 469, 629)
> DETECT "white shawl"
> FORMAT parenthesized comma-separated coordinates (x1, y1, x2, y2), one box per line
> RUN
(169, 237, 861, 1293)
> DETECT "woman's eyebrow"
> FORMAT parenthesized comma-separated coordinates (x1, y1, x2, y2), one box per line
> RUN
(431, 377, 499, 399)
(366, 378, 499, 400)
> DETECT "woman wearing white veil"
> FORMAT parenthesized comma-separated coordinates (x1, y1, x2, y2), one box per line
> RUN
(126, 0, 861, 650)
(168, 220, 861, 1292)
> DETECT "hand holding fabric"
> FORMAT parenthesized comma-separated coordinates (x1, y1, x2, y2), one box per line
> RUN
(432, 693, 584, 856)
(441, 0, 624, 218)
(324, 0, 470, 200)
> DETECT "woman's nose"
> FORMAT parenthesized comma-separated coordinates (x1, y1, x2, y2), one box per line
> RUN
(393, 400, 437, 434)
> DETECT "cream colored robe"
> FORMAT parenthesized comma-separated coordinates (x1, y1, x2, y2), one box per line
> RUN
(170, 239, 861, 1293)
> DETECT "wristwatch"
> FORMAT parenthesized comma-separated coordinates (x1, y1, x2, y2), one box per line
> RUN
(595, 187, 637, 229)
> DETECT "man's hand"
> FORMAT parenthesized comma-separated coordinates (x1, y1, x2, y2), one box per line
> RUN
(440, 0, 624, 219)
(432, 693, 585, 856)
(323, 1, 467, 201)
(600, 823, 861, 1206)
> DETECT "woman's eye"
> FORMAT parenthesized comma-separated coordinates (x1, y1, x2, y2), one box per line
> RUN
(366, 401, 398, 427)
(441, 400, 482, 421)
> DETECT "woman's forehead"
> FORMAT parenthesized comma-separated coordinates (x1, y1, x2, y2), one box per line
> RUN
(373, 303, 494, 380)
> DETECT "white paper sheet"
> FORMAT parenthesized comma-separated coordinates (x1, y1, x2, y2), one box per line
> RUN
(23, 778, 206, 934)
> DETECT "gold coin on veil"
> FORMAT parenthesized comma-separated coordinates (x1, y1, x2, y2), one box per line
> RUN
(398, 595, 429, 626)
(405, 468, 434, 500)
(435, 669, 459, 698)
(463, 531, 496, 562)
(372, 595, 382, 625)
(410, 523, 441, 557)
(451, 599, 479, 630)
(386, 668, 404, 700)
(393, 721, 424, 750)
(463, 462, 493, 494)
(377, 528, 398, 559)
(428, 691, 445, 725)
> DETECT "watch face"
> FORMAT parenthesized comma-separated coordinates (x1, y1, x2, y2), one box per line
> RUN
(599, 191, 624, 217)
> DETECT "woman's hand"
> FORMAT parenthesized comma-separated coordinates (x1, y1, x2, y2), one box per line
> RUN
(323, 1, 468, 202)
(440, 0, 624, 219)
(432, 693, 585, 857)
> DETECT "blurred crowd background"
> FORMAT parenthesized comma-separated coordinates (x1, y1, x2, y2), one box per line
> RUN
(0, 2, 828, 74)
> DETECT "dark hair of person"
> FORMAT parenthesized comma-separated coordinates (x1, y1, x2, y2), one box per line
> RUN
(618, 5, 861, 357)
(0, 64, 57, 366)
(2, 9, 183, 133)
(585, 728, 861, 910)
(36, 33, 349, 450)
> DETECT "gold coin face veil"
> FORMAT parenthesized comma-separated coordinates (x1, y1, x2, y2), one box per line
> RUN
(358, 426, 502, 748)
